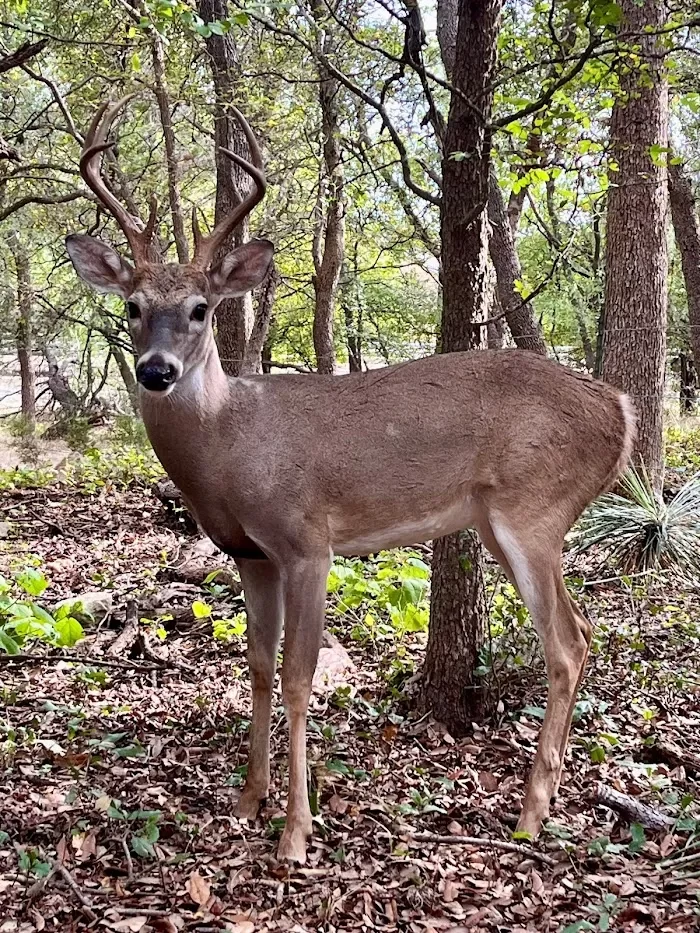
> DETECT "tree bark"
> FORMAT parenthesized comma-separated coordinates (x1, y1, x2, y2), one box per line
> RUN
(310, 0, 345, 375)
(149, 24, 189, 263)
(240, 262, 279, 375)
(669, 159, 700, 365)
(487, 170, 546, 354)
(601, 0, 668, 492)
(422, 0, 504, 731)
(199, 0, 255, 375)
(10, 233, 36, 433)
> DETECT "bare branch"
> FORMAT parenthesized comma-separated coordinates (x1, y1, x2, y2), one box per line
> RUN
(0, 190, 86, 223)
(0, 39, 48, 74)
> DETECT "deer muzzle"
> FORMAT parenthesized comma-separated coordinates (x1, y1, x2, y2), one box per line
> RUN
(136, 352, 183, 394)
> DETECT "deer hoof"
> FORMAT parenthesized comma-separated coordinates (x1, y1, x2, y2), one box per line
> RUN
(515, 810, 544, 840)
(277, 825, 308, 864)
(235, 788, 265, 821)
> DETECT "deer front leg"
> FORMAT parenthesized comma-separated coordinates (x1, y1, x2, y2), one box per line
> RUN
(277, 554, 330, 864)
(235, 559, 283, 821)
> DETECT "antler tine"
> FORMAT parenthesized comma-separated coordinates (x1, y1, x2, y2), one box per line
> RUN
(192, 106, 267, 271)
(80, 95, 160, 266)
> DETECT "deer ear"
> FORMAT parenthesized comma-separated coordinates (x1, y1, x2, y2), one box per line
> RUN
(66, 234, 134, 297)
(207, 239, 274, 300)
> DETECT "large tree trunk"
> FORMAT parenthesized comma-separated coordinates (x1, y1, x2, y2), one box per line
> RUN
(422, 0, 503, 731)
(10, 233, 36, 434)
(199, 0, 255, 375)
(148, 15, 189, 263)
(487, 170, 546, 355)
(669, 160, 700, 365)
(601, 0, 668, 492)
(240, 262, 279, 376)
(310, 0, 345, 375)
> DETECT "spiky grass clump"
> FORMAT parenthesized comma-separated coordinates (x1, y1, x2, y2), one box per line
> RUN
(570, 466, 700, 580)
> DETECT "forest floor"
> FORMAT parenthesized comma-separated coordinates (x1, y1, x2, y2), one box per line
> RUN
(1, 464, 700, 932)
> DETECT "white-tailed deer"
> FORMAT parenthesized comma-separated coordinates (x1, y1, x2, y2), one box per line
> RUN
(66, 98, 635, 864)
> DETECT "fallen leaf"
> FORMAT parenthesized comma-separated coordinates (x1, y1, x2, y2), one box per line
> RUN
(186, 870, 211, 906)
(107, 918, 148, 932)
(381, 724, 399, 743)
(329, 794, 350, 814)
(478, 770, 499, 792)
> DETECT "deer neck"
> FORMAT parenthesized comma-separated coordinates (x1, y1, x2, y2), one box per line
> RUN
(139, 341, 233, 478)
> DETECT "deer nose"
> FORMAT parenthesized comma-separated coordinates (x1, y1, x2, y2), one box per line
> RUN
(136, 357, 178, 392)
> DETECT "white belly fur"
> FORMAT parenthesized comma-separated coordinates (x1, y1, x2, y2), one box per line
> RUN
(332, 500, 475, 556)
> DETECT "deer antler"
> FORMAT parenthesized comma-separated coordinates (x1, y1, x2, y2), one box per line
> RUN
(80, 96, 161, 265)
(191, 106, 266, 271)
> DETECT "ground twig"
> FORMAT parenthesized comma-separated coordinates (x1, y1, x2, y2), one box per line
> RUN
(406, 831, 556, 867)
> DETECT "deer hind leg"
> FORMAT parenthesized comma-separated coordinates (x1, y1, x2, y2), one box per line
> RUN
(277, 554, 330, 864)
(489, 514, 589, 838)
(235, 559, 283, 821)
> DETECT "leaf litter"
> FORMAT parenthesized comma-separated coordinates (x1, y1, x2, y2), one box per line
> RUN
(1, 478, 700, 931)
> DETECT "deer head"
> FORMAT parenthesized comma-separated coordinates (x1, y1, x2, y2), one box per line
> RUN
(66, 97, 273, 395)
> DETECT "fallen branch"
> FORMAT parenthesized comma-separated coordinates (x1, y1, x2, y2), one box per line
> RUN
(53, 859, 97, 922)
(643, 740, 700, 776)
(406, 831, 556, 867)
(27, 855, 97, 921)
(594, 782, 673, 831)
(0, 653, 166, 671)
(107, 599, 140, 657)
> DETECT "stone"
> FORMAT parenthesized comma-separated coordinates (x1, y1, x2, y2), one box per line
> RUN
(55, 591, 113, 624)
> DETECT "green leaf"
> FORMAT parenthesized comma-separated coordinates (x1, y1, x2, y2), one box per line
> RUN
(115, 744, 146, 758)
(130, 835, 155, 857)
(628, 822, 645, 854)
(55, 617, 85, 647)
(521, 705, 546, 720)
(130, 51, 141, 71)
(0, 629, 21, 654)
(192, 600, 212, 618)
(16, 569, 48, 597)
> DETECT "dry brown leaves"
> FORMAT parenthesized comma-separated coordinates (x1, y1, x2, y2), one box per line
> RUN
(1, 481, 699, 931)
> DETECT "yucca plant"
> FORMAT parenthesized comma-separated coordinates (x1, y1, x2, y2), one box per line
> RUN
(569, 465, 700, 580)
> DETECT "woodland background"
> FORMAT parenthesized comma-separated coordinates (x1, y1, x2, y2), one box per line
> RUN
(2, 0, 700, 931)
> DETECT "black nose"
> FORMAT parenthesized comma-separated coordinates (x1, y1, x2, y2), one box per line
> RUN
(136, 358, 178, 392)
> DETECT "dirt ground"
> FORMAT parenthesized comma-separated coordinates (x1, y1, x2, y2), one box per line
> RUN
(1, 474, 700, 932)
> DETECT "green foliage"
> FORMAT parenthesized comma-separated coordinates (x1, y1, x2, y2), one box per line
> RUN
(327, 551, 430, 644)
(0, 566, 84, 654)
(666, 425, 700, 472)
(212, 613, 247, 643)
(571, 466, 700, 579)
(0, 465, 57, 491)
(65, 445, 161, 492)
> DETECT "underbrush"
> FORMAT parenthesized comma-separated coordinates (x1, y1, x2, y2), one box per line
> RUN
(0, 416, 161, 494)
(0, 563, 85, 655)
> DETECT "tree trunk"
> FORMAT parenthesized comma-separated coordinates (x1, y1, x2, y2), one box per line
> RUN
(149, 24, 189, 263)
(240, 262, 279, 375)
(601, 0, 668, 492)
(669, 160, 700, 365)
(10, 233, 36, 434)
(487, 170, 546, 354)
(199, 0, 255, 376)
(679, 352, 697, 414)
(422, 0, 503, 731)
(111, 343, 140, 413)
(310, 0, 345, 375)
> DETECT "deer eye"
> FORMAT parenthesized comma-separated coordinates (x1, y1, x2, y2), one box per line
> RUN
(126, 301, 141, 320)
(191, 303, 208, 322)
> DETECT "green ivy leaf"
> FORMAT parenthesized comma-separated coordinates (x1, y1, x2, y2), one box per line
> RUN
(55, 617, 85, 647)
